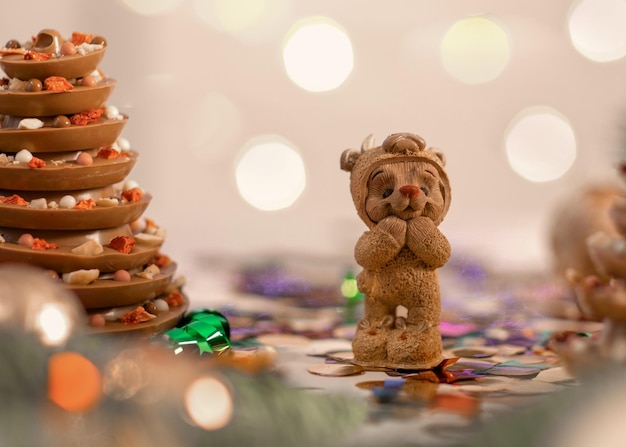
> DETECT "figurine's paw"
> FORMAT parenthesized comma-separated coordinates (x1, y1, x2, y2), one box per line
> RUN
(357, 318, 371, 330)
(380, 315, 395, 329)
(395, 316, 407, 330)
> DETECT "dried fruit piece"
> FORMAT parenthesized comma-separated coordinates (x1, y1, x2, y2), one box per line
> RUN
(24, 51, 52, 61)
(109, 236, 135, 254)
(96, 147, 121, 159)
(32, 238, 59, 251)
(152, 253, 171, 268)
(44, 76, 73, 92)
(0, 194, 28, 206)
(121, 188, 143, 203)
(121, 307, 154, 325)
(70, 108, 104, 126)
(165, 291, 185, 307)
(28, 157, 46, 169)
(74, 199, 95, 209)
(71, 32, 95, 46)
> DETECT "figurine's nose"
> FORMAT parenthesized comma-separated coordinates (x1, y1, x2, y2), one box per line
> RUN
(399, 185, 420, 199)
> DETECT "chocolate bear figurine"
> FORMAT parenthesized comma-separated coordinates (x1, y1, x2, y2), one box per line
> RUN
(340, 132, 451, 370)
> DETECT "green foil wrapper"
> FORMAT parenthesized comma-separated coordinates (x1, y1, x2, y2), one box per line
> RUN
(165, 309, 231, 355)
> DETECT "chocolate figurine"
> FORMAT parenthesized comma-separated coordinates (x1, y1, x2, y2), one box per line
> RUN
(559, 166, 626, 375)
(340, 132, 451, 369)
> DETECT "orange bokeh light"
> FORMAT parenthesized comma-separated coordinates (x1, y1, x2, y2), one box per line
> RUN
(48, 351, 103, 412)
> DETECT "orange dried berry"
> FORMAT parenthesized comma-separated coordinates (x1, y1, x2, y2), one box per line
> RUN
(152, 253, 171, 268)
(165, 291, 185, 308)
(96, 147, 121, 160)
(0, 194, 28, 206)
(44, 76, 74, 92)
(109, 236, 136, 254)
(121, 188, 143, 203)
(70, 108, 104, 126)
(32, 238, 59, 251)
(73, 199, 96, 209)
(24, 51, 52, 61)
(121, 306, 152, 325)
(28, 157, 46, 169)
(71, 32, 95, 46)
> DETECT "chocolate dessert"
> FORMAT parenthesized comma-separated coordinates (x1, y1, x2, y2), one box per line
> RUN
(0, 29, 187, 334)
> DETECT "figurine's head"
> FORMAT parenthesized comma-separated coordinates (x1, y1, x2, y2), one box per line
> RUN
(340, 132, 451, 228)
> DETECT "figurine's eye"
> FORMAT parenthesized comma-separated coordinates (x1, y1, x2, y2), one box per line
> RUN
(420, 186, 429, 196)
(382, 188, 393, 199)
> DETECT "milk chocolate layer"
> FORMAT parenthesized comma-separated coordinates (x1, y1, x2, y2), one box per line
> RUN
(0, 150, 138, 191)
(0, 194, 151, 230)
(0, 116, 127, 152)
(0, 47, 106, 80)
(0, 224, 160, 272)
(71, 262, 177, 309)
(86, 295, 188, 335)
(0, 81, 115, 116)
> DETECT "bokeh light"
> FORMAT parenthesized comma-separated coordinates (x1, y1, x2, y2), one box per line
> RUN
(235, 136, 306, 211)
(193, 0, 290, 42)
(505, 108, 577, 182)
(118, 0, 183, 15)
(185, 375, 233, 430)
(186, 91, 243, 163)
(48, 351, 102, 412)
(441, 16, 511, 84)
(35, 303, 73, 346)
(282, 17, 354, 92)
(568, 0, 626, 62)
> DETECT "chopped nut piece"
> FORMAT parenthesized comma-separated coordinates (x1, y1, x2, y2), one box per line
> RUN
(28, 198, 47, 209)
(95, 197, 119, 207)
(137, 264, 160, 280)
(134, 232, 164, 247)
(62, 269, 100, 285)
(17, 119, 43, 130)
(0, 154, 9, 165)
(70, 239, 104, 256)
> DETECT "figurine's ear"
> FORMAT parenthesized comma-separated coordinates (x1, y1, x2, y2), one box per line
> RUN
(340, 149, 360, 172)
(428, 147, 446, 166)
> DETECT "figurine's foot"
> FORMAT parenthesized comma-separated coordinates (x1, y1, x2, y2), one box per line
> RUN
(352, 320, 389, 366)
(385, 326, 443, 370)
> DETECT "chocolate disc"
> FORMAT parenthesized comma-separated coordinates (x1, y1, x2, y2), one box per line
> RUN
(0, 194, 151, 230)
(0, 81, 115, 116)
(71, 262, 177, 309)
(87, 295, 189, 336)
(0, 47, 106, 80)
(0, 150, 138, 191)
(0, 116, 127, 152)
(0, 225, 160, 273)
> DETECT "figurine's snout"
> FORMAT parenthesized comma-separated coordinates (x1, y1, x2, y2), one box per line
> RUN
(399, 185, 420, 199)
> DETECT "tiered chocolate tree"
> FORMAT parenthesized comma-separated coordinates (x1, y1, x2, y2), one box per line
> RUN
(0, 29, 187, 334)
